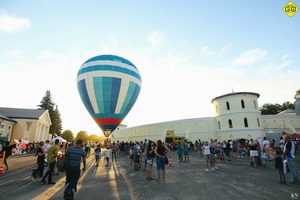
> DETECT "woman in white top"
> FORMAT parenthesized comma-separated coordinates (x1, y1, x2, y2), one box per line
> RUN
(202, 141, 211, 171)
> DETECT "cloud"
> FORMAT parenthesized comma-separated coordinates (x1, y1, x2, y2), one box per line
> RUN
(233, 48, 268, 65)
(147, 31, 165, 49)
(0, 14, 31, 33)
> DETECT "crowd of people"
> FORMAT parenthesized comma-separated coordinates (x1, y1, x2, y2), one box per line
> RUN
(0, 132, 298, 199)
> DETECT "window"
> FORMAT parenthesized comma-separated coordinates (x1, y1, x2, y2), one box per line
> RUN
(254, 100, 257, 109)
(218, 121, 221, 129)
(228, 119, 233, 128)
(244, 118, 248, 127)
(257, 118, 260, 127)
(241, 100, 245, 108)
(226, 101, 230, 110)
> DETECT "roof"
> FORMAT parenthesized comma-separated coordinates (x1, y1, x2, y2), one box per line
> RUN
(211, 92, 260, 103)
(0, 107, 47, 120)
(0, 113, 17, 122)
(277, 109, 295, 115)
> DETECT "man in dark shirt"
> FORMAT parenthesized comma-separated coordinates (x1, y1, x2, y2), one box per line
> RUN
(64, 139, 86, 200)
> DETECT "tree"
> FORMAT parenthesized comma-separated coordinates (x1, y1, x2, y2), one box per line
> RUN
(88, 134, 105, 143)
(281, 101, 295, 110)
(38, 90, 63, 137)
(295, 88, 300, 99)
(75, 131, 89, 144)
(260, 103, 282, 115)
(61, 130, 74, 142)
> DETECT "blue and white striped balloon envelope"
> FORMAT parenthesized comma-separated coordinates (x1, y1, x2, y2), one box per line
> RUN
(77, 55, 141, 136)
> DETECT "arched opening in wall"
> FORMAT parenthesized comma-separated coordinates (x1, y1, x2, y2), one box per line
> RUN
(257, 118, 260, 127)
(244, 118, 248, 127)
(228, 119, 233, 128)
(253, 100, 257, 109)
(226, 101, 230, 110)
(218, 121, 221, 129)
(241, 100, 245, 108)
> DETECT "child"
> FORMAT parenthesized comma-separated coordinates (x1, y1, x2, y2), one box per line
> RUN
(105, 146, 111, 167)
(275, 150, 286, 184)
(129, 146, 134, 167)
(261, 149, 268, 167)
(94, 145, 101, 167)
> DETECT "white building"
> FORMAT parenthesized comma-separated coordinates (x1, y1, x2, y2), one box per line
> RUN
(111, 92, 300, 143)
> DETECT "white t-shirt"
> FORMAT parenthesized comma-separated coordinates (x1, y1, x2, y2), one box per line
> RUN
(263, 140, 270, 148)
(105, 149, 111, 158)
(203, 145, 211, 155)
(43, 143, 51, 158)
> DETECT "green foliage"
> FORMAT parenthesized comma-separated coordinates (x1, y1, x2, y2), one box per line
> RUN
(260, 101, 295, 115)
(61, 130, 74, 142)
(88, 134, 105, 143)
(75, 130, 89, 144)
(38, 90, 63, 137)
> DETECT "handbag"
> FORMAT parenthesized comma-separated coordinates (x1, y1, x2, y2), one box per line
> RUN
(165, 157, 169, 165)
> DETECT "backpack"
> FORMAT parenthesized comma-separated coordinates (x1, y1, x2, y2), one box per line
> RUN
(56, 151, 69, 172)
(132, 145, 138, 156)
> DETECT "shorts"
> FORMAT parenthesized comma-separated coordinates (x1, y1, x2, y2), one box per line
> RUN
(146, 157, 153, 166)
(204, 154, 211, 158)
(156, 157, 166, 171)
(95, 155, 100, 161)
(250, 150, 258, 157)
(134, 155, 140, 163)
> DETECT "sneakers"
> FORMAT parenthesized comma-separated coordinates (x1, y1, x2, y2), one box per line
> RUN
(205, 169, 209, 172)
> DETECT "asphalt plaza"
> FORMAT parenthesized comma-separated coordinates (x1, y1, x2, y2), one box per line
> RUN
(45, 151, 300, 200)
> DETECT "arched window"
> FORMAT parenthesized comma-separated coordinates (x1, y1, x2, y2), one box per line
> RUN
(253, 100, 257, 109)
(226, 101, 230, 110)
(241, 100, 245, 108)
(244, 118, 248, 127)
(218, 121, 221, 129)
(228, 119, 233, 128)
(257, 118, 260, 127)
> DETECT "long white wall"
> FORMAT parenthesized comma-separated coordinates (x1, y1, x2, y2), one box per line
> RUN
(111, 92, 300, 143)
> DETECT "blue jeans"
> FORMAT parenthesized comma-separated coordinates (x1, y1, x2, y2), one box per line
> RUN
(286, 157, 299, 181)
(156, 157, 166, 171)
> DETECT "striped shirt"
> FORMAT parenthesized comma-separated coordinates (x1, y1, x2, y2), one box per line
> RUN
(67, 146, 86, 167)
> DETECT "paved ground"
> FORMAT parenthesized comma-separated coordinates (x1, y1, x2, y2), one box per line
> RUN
(1, 151, 299, 200)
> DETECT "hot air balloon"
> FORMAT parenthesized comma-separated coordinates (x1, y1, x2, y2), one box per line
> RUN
(77, 55, 141, 138)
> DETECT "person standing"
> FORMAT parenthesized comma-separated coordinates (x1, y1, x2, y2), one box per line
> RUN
(1, 141, 15, 170)
(105, 146, 111, 166)
(177, 143, 183, 162)
(263, 137, 270, 159)
(283, 134, 299, 184)
(94, 144, 101, 167)
(274, 150, 286, 184)
(43, 140, 51, 164)
(146, 141, 155, 180)
(183, 142, 189, 162)
(111, 142, 117, 162)
(32, 141, 45, 178)
(202, 141, 212, 172)
(64, 139, 86, 200)
(154, 140, 170, 181)
(41, 139, 59, 184)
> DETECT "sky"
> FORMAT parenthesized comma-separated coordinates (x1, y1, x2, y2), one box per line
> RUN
(0, 0, 299, 136)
